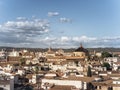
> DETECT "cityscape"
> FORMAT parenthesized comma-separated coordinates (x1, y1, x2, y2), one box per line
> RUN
(0, 45, 120, 90)
(0, 0, 120, 90)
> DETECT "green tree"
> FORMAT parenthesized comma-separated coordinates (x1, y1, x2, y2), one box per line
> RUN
(25, 85, 33, 90)
(87, 83, 93, 90)
(102, 52, 112, 58)
(87, 66, 93, 90)
(102, 62, 111, 70)
(29, 62, 32, 66)
(19, 58, 26, 66)
(35, 66, 39, 74)
(29, 62, 33, 70)
(87, 66, 92, 77)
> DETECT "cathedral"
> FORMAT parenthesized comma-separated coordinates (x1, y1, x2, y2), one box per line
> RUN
(73, 44, 89, 59)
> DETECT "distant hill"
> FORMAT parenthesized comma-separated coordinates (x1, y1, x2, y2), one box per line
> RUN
(0, 46, 120, 52)
(87, 48, 120, 52)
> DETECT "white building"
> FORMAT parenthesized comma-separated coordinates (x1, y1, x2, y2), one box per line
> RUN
(8, 49, 19, 57)
(41, 76, 95, 90)
(104, 57, 120, 63)
(0, 75, 14, 90)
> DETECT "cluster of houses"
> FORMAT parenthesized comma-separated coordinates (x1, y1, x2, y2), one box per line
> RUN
(0, 45, 120, 90)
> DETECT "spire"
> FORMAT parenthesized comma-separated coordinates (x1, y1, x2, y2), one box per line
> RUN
(80, 43, 83, 48)
(48, 46, 52, 52)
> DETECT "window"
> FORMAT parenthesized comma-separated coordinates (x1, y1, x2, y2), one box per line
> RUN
(95, 86, 97, 89)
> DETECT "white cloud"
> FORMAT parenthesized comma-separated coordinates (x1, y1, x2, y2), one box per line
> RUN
(0, 18, 49, 35)
(34, 36, 120, 48)
(59, 17, 72, 23)
(16, 17, 27, 20)
(102, 36, 120, 41)
(31, 36, 97, 48)
(0, 17, 50, 45)
(0, 17, 120, 48)
(61, 36, 70, 42)
(48, 12, 59, 17)
(72, 36, 96, 42)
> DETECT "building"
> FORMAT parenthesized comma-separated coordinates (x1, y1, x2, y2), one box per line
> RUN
(41, 76, 95, 90)
(0, 75, 14, 90)
(73, 44, 89, 59)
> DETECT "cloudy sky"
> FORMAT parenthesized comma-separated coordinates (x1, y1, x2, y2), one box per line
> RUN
(0, 0, 120, 48)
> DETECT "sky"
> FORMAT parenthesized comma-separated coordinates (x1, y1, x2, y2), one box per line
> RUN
(0, 0, 120, 48)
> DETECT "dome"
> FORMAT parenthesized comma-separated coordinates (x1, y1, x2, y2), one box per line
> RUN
(75, 44, 89, 56)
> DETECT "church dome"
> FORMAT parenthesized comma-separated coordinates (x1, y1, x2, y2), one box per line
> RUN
(75, 44, 89, 56)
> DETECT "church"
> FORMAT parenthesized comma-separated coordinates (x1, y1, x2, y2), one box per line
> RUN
(65, 44, 89, 62)
(45, 44, 89, 62)
(73, 44, 89, 59)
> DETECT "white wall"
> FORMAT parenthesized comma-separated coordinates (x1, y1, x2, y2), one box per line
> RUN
(0, 84, 10, 90)
(10, 76, 14, 90)
(42, 79, 87, 89)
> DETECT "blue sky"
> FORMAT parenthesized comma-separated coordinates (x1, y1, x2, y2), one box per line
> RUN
(0, 0, 120, 48)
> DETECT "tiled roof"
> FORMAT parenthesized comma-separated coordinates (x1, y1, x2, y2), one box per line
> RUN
(111, 84, 120, 87)
(49, 85, 74, 90)
(109, 74, 120, 77)
(63, 76, 95, 82)
(44, 76, 95, 82)
(92, 80, 112, 86)
(0, 80, 10, 84)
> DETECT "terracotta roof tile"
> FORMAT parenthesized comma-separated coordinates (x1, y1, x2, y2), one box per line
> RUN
(49, 85, 74, 90)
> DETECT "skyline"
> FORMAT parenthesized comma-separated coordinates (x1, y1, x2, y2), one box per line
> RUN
(0, 0, 120, 48)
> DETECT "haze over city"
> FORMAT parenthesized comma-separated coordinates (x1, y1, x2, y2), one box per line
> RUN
(0, 0, 120, 48)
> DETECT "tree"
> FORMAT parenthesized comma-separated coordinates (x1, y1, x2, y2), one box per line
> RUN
(29, 62, 32, 66)
(93, 55, 99, 60)
(87, 66, 93, 90)
(87, 82, 93, 90)
(102, 52, 112, 58)
(102, 62, 111, 70)
(24, 85, 33, 90)
(87, 66, 92, 77)
(19, 58, 26, 66)
(29, 62, 33, 70)
(35, 66, 39, 74)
